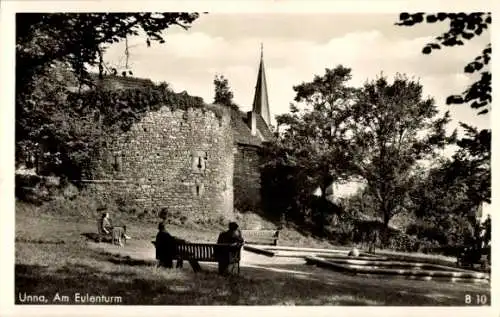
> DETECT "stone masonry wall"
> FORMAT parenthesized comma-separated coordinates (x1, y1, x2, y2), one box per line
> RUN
(86, 105, 234, 221)
(233, 144, 262, 212)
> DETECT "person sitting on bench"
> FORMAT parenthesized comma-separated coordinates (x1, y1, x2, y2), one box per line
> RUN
(155, 222, 178, 268)
(155, 222, 202, 271)
(216, 222, 244, 275)
(99, 211, 131, 241)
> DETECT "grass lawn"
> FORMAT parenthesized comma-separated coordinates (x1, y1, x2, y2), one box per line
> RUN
(15, 206, 491, 306)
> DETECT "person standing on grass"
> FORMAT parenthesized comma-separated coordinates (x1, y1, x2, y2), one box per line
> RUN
(216, 222, 244, 275)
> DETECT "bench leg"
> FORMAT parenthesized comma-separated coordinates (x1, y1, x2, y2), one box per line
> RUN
(176, 259, 184, 269)
(189, 260, 202, 273)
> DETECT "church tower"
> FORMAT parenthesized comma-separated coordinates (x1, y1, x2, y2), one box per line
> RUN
(251, 44, 271, 128)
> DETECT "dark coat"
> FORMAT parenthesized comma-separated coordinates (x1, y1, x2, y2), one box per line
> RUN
(217, 229, 244, 245)
(155, 230, 177, 262)
(215, 229, 244, 262)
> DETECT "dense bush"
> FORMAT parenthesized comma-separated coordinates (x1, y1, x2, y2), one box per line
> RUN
(406, 215, 474, 248)
(325, 219, 357, 246)
(15, 174, 64, 205)
(386, 232, 419, 252)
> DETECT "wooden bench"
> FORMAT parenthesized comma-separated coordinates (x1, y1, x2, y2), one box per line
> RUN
(152, 241, 242, 274)
(241, 229, 280, 246)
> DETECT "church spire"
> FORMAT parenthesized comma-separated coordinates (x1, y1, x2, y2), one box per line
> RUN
(252, 44, 271, 127)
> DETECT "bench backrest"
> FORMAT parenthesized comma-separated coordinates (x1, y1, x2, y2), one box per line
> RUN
(176, 243, 217, 261)
(241, 229, 279, 245)
(152, 241, 242, 262)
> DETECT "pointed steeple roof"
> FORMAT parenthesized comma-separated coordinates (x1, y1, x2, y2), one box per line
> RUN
(251, 44, 271, 127)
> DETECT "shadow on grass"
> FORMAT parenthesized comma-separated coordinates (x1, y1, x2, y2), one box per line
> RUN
(81, 232, 100, 242)
(15, 237, 66, 245)
(82, 232, 121, 245)
(14, 231, 490, 306)
(106, 253, 157, 267)
(15, 256, 490, 305)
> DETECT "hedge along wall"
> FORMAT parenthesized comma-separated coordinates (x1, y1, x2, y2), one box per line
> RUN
(85, 104, 234, 221)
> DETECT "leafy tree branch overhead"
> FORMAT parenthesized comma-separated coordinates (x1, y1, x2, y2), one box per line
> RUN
(396, 12, 491, 115)
(396, 12, 491, 207)
(16, 13, 201, 89)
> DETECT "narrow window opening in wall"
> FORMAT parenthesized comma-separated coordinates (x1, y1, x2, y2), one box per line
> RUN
(192, 152, 207, 172)
(93, 110, 101, 124)
(193, 182, 204, 197)
(143, 127, 147, 132)
(113, 153, 122, 172)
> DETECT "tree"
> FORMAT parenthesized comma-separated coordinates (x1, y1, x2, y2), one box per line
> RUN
(277, 66, 358, 195)
(17, 13, 200, 89)
(396, 12, 491, 115)
(453, 123, 490, 204)
(262, 66, 358, 232)
(16, 13, 201, 170)
(213, 74, 235, 108)
(407, 157, 485, 248)
(396, 12, 491, 228)
(348, 75, 455, 245)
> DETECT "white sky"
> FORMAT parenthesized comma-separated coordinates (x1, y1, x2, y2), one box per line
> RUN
(102, 13, 491, 133)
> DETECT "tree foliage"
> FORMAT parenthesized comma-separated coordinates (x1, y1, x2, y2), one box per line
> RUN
(396, 12, 491, 114)
(407, 157, 485, 248)
(17, 76, 206, 179)
(262, 69, 456, 242)
(275, 66, 358, 193)
(396, 13, 491, 244)
(17, 13, 200, 88)
(16, 13, 202, 175)
(262, 66, 357, 233)
(347, 75, 455, 243)
(213, 74, 236, 109)
(407, 121, 490, 248)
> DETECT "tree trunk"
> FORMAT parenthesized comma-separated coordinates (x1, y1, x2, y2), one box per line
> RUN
(380, 208, 391, 248)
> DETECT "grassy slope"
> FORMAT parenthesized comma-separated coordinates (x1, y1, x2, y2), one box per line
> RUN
(15, 202, 490, 306)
